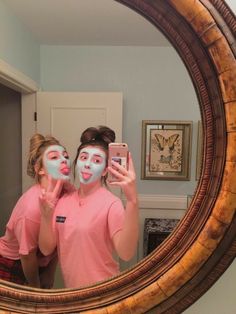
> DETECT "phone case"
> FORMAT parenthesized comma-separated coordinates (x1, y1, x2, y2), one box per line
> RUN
(108, 143, 128, 182)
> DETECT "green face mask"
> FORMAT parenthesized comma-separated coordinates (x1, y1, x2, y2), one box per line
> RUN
(43, 145, 71, 180)
(76, 147, 106, 184)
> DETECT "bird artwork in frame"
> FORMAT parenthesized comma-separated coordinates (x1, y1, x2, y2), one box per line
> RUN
(141, 120, 192, 180)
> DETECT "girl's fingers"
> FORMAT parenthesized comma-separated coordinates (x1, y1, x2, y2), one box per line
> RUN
(109, 155, 135, 180)
(111, 160, 128, 175)
(45, 175, 63, 197)
(47, 175, 54, 192)
(52, 179, 63, 198)
(128, 152, 134, 172)
(111, 152, 135, 175)
(108, 181, 121, 187)
(108, 167, 124, 181)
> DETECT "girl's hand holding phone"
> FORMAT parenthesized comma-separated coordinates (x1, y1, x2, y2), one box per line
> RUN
(107, 143, 128, 182)
(108, 152, 137, 204)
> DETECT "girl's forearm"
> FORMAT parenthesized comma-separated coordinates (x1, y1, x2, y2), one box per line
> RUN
(20, 251, 40, 287)
(39, 217, 56, 256)
(113, 199, 139, 261)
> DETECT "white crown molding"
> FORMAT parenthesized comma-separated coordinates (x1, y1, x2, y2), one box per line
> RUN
(0, 58, 39, 93)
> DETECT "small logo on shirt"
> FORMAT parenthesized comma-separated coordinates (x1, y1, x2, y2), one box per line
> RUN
(56, 216, 66, 223)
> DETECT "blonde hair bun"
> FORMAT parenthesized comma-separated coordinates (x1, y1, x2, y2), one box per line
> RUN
(27, 133, 60, 180)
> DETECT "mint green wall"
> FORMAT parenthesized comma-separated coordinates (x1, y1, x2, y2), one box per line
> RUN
(0, 0, 40, 83)
(40, 45, 201, 195)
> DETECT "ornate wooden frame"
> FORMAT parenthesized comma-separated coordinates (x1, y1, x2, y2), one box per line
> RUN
(0, 1, 235, 313)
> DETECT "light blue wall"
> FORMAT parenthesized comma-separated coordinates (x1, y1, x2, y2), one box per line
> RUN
(0, 0, 40, 83)
(40, 45, 201, 195)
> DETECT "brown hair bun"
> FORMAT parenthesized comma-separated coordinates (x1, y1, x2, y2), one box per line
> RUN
(80, 126, 115, 145)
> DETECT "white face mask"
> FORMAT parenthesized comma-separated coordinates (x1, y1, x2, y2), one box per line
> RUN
(76, 147, 106, 185)
(43, 145, 71, 180)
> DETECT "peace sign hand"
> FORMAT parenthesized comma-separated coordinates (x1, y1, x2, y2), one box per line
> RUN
(39, 176, 63, 219)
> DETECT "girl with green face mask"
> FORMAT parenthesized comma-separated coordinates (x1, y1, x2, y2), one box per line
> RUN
(75, 146, 106, 185)
(39, 126, 139, 289)
(0, 134, 71, 289)
(43, 145, 71, 181)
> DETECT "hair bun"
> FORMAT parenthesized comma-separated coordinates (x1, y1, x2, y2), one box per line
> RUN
(80, 126, 115, 145)
(27, 133, 60, 179)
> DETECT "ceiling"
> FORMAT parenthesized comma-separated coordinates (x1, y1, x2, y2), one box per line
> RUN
(2, 0, 172, 46)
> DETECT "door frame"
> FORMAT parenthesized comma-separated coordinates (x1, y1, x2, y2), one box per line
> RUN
(0, 58, 39, 192)
(0, 58, 38, 94)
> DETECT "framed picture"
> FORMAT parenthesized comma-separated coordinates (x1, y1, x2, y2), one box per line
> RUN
(141, 120, 192, 180)
(196, 120, 203, 180)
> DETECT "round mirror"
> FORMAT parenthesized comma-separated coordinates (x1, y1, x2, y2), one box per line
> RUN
(0, 1, 235, 313)
(1, 0, 201, 288)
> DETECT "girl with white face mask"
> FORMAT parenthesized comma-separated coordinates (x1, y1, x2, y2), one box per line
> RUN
(0, 134, 71, 288)
(39, 126, 139, 288)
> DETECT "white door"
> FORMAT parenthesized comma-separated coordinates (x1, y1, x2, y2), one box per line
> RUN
(22, 92, 123, 191)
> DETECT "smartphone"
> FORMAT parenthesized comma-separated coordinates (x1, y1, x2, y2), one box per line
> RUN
(108, 143, 129, 182)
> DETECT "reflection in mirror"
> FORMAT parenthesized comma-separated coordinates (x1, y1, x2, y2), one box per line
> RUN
(0, 0, 201, 289)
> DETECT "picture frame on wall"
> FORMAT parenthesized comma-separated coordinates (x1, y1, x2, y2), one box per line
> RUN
(196, 120, 203, 180)
(141, 120, 192, 180)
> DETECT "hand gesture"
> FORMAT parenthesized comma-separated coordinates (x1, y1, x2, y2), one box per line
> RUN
(39, 176, 63, 219)
(108, 152, 137, 203)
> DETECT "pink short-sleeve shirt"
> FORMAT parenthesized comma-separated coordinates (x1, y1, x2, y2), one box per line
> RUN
(54, 187, 125, 288)
(0, 185, 53, 266)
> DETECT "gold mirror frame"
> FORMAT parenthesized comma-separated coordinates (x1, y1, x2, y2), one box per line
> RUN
(0, 0, 235, 313)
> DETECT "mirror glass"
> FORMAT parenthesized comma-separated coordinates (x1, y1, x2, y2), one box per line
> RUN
(0, 0, 201, 289)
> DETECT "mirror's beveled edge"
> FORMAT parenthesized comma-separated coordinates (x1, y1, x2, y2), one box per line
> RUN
(0, 0, 235, 313)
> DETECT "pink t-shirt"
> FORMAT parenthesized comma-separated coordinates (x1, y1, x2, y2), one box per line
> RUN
(0, 184, 53, 267)
(54, 187, 125, 288)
